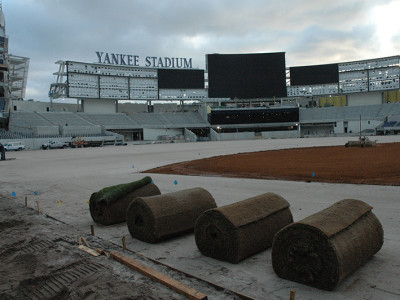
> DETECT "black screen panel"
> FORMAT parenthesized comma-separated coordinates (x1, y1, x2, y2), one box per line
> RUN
(207, 52, 287, 99)
(290, 63, 339, 86)
(158, 69, 204, 89)
(210, 107, 299, 125)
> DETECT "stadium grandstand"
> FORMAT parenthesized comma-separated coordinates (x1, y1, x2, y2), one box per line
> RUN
(1, 3, 400, 149)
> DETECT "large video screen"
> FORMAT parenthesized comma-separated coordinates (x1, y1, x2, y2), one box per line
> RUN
(290, 63, 339, 86)
(158, 69, 204, 89)
(207, 52, 287, 99)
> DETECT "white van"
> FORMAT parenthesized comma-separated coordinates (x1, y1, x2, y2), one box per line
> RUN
(4, 141, 26, 151)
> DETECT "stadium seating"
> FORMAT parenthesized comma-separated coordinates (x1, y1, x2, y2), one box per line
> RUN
(80, 113, 136, 127)
(5, 102, 400, 142)
(37, 112, 94, 126)
(300, 103, 400, 123)
(9, 111, 54, 127)
(127, 112, 208, 127)
(382, 121, 397, 127)
(127, 113, 165, 126)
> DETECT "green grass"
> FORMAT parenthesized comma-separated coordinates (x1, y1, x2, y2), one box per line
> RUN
(94, 176, 153, 205)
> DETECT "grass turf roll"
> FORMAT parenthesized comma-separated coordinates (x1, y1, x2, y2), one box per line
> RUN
(194, 192, 293, 263)
(89, 176, 161, 225)
(272, 199, 384, 291)
(126, 187, 216, 243)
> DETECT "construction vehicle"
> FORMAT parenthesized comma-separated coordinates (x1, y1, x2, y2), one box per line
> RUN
(345, 136, 377, 147)
(345, 115, 378, 148)
(71, 137, 87, 148)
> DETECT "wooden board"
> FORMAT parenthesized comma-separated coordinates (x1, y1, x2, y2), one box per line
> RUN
(79, 245, 100, 257)
(110, 251, 207, 300)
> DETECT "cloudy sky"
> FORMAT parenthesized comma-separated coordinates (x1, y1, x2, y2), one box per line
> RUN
(4, 0, 400, 102)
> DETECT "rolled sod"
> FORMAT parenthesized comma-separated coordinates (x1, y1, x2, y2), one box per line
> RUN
(89, 176, 161, 225)
(126, 187, 217, 243)
(194, 192, 293, 263)
(272, 199, 384, 291)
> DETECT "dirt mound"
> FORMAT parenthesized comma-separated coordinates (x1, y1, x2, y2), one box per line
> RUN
(146, 143, 400, 185)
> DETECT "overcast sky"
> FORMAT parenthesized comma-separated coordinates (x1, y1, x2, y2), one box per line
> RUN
(4, 0, 400, 102)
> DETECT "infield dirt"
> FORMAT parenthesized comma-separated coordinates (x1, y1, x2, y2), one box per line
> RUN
(146, 143, 400, 186)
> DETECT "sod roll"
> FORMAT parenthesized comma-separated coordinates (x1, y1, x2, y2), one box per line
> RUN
(89, 176, 161, 225)
(194, 193, 293, 263)
(127, 187, 217, 243)
(272, 199, 384, 291)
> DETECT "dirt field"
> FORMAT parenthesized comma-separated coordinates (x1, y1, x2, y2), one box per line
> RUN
(147, 143, 400, 186)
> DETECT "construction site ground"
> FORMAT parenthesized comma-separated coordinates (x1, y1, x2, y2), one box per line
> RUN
(1, 136, 399, 299)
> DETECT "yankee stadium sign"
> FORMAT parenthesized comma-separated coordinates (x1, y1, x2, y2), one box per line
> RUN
(95, 52, 193, 69)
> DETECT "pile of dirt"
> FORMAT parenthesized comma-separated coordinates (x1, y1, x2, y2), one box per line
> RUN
(146, 143, 400, 186)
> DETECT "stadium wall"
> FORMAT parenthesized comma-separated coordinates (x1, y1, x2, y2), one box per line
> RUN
(118, 103, 148, 113)
(82, 99, 116, 113)
(301, 120, 381, 136)
(154, 103, 178, 112)
(338, 120, 381, 134)
(184, 128, 197, 142)
(11, 100, 78, 112)
(300, 124, 334, 136)
(210, 129, 299, 141)
(143, 128, 183, 140)
(118, 103, 181, 113)
(9, 124, 103, 137)
(347, 92, 383, 106)
(61, 125, 102, 136)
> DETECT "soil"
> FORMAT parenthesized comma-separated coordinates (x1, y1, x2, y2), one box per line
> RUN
(146, 143, 400, 186)
(0, 195, 241, 300)
(0, 197, 181, 300)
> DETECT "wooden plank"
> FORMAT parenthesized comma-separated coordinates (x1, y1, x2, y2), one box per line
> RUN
(108, 240, 255, 300)
(79, 245, 100, 257)
(110, 251, 207, 300)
